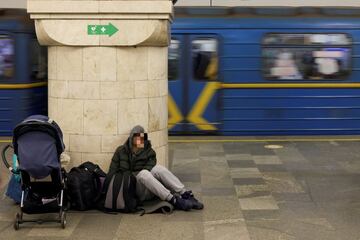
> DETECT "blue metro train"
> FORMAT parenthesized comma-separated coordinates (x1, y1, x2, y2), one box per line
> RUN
(169, 7, 360, 135)
(0, 9, 47, 136)
(2, 7, 360, 136)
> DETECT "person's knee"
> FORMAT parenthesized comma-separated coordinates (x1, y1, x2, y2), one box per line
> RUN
(151, 165, 172, 179)
(152, 165, 168, 174)
(136, 169, 152, 183)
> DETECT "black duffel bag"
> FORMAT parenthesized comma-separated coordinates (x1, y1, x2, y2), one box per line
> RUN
(66, 161, 106, 211)
(101, 171, 138, 213)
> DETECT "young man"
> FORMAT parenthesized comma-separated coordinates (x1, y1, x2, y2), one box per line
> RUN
(108, 125, 203, 211)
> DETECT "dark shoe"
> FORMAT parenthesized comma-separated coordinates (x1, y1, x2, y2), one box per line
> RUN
(169, 196, 192, 211)
(181, 191, 204, 210)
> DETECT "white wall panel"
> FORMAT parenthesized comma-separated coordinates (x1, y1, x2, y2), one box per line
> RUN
(176, 0, 210, 6)
(177, 0, 360, 7)
(0, 0, 26, 9)
(4, 0, 360, 9)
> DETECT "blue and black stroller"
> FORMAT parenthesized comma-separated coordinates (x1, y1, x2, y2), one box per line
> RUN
(1, 115, 67, 230)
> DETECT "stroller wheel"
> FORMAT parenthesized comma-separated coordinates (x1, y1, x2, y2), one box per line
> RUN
(14, 213, 20, 230)
(60, 212, 66, 229)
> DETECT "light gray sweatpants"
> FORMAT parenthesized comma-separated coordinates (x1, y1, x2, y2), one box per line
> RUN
(136, 165, 186, 201)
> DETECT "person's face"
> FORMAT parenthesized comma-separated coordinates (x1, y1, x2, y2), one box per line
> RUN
(133, 133, 147, 149)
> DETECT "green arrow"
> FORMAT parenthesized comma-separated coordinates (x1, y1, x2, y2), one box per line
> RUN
(87, 23, 118, 37)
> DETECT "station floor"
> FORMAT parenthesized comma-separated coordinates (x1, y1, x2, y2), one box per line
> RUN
(0, 137, 360, 240)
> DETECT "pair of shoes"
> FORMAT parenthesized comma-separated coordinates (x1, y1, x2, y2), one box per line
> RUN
(169, 196, 192, 211)
(181, 191, 204, 210)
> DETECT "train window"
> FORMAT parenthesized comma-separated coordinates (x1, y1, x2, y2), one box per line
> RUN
(263, 33, 351, 45)
(168, 39, 180, 81)
(262, 33, 351, 80)
(192, 38, 218, 81)
(0, 36, 14, 81)
(30, 39, 47, 81)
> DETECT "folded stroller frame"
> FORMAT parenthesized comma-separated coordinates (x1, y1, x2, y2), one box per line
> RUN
(1, 115, 67, 230)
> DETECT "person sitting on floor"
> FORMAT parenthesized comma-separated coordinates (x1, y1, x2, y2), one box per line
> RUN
(107, 125, 204, 211)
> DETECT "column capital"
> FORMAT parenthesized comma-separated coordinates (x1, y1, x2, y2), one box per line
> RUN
(27, 0, 173, 46)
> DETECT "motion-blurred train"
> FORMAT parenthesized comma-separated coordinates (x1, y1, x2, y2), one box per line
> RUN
(2, 7, 360, 136)
(170, 7, 360, 135)
(0, 9, 47, 137)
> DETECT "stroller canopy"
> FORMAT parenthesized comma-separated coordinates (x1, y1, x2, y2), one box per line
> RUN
(13, 115, 65, 179)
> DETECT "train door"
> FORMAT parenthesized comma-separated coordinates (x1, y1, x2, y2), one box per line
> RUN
(168, 34, 221, 134)
(168, 35, 185, 132)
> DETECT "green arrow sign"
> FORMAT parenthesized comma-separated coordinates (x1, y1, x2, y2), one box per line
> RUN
(87, 23, 118, 37)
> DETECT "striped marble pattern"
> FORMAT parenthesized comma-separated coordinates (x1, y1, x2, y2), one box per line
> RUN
(1, 139, 360, 240)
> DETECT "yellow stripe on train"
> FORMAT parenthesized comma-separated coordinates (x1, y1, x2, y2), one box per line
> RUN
(0, 82, 47, 89)
(168, 82, 360, 131)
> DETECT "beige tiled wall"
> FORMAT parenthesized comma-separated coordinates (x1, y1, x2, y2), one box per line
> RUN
(29, 0, 173, 171)
(48, 45, 168, 169)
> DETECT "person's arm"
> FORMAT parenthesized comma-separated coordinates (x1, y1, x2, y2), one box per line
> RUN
(142, 149, 157, 171)
(107, 146, 122, 175)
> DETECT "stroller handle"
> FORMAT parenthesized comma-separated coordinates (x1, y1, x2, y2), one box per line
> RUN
(1, 144, 19, 175)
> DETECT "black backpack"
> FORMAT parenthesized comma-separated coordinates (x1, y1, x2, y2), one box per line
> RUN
(102, 171, 138, 213)
(66, 161, 106, 211)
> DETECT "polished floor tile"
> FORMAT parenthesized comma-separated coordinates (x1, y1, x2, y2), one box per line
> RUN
(1, 139, 360, 239)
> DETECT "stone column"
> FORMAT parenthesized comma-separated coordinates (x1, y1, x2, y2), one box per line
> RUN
(27, 0, 173, 170)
